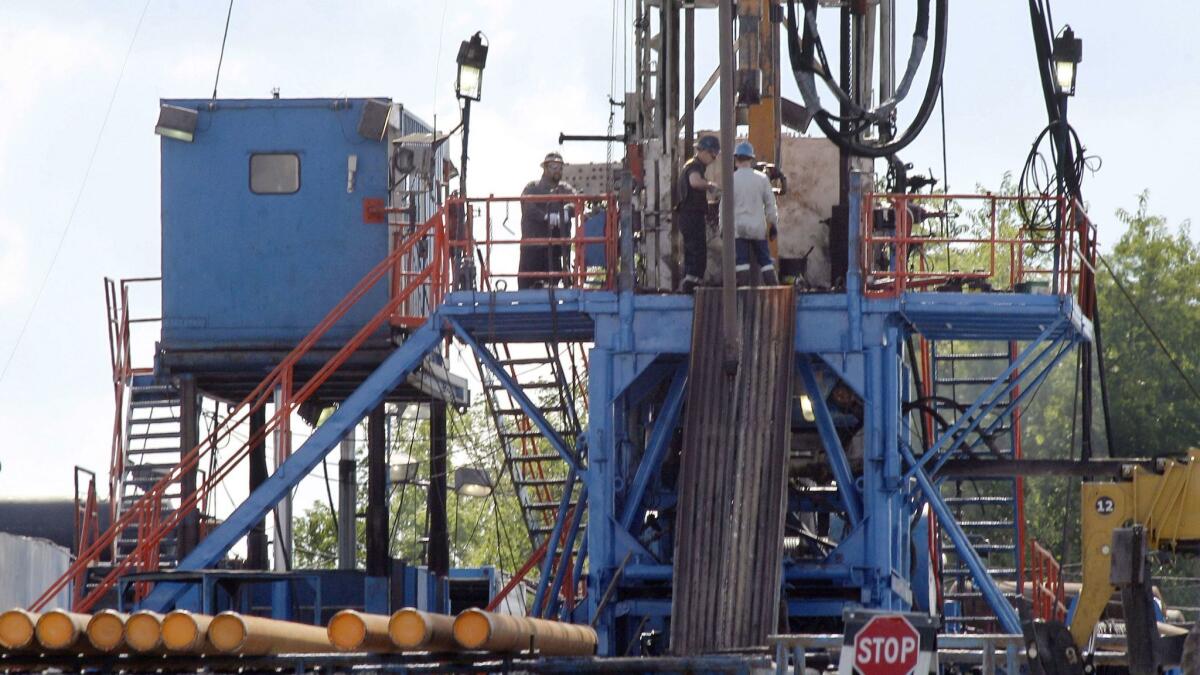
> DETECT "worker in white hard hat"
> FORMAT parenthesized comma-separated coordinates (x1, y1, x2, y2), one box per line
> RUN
(519, 151, 577, 289)
(725, 141, 780, 286)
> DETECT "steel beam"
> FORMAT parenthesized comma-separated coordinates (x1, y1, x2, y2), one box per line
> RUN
(533, 468, 578, 617)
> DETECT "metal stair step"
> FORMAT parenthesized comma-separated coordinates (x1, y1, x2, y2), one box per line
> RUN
(527, 501, 577, 510)
(123, 446, 186, 455)
(943, 496, 1014, 505)
(943, 567, 1018, 577)
(497, 357, 556, 367)
(128, 431, 182, 441)
(958, 520, 1015, 528)
(487, 381, 561, 392)
(500, 431, 546, 440)
(130, 416, 182, 425)
(510, 453, 564, 463)
(493, 406, 568, 416)
(515, 478, 573, 487)
(934, 353, 1011, 361)
(935, 377, 1008, 386)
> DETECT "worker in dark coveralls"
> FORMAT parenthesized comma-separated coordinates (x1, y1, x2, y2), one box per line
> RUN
(676, 135, 720, 294)
(519, 152, 577, 289)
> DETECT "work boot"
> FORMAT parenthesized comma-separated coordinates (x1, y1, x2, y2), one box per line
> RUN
(762, 269, 780, 286)
(736, 270, 752, 287)
(680, 277, 699, 294)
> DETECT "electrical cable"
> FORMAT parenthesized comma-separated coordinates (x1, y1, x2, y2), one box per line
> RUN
(0, 0, 152, 389)
(211, 0, 235, 99)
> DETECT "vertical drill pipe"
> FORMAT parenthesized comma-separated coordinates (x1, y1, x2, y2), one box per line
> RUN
(327, 609, 393, 652)
(0, 609, 37, 651)
(718, 0, 739, 367)
(34, 610, 92, 651)
(247, 405, 269, 569)
(337, 434, 356, 570)
(85, 609, 127, 652)
(160, 610, 214, 653)
(207, 612, 333, 655)
(388, 608, 458, 652)
(453, 608, 597, 656)
(428, 401, 450, 580)
(684, 2, 696, 157)
(124, 610, 164, 653)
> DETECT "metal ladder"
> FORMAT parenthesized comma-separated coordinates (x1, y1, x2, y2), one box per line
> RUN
(930, 342, 1025, 632)
(475, 341, 587, 550)
(113, 375, 186, 569)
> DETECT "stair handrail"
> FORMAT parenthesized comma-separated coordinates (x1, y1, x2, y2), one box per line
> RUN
(34, 208, 448, 612)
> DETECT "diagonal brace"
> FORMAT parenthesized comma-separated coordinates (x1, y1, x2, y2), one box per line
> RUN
(902, 445, 1022, 634)
(620, 364, 688, 531)
(448, 318, 582, 474)
(798, 359, 863, 525)
(911, 317, 1065, 477)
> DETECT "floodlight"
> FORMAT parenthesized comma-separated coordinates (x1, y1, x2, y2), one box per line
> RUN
(1052, 26, 1082, 96)
(155, 104, 198, 143)
(455, 32, 489, 102)
(454, 466, 493, 498)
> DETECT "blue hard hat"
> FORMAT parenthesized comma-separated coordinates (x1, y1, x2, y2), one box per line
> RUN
(734, 141, 756, 159)
(697, 135, 720, 153)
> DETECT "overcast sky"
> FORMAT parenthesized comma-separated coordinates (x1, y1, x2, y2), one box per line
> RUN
(2, 1, 1198, 502)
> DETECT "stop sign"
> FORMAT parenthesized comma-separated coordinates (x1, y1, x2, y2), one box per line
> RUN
(852, 615, 921, 675)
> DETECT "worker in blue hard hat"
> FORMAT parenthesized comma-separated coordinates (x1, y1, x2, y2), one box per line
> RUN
(519, 151, 577, 289)
(674, 135, 721, 294)
(725, 140, 780, 286)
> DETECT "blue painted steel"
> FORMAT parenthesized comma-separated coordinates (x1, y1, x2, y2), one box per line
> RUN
(963, 341, 1077, 454)
(547, 484, 588, 619)
(909, 318, 1065, 477)
(447, 317, 583, 473)
(797, 359, 863, 525)
(160, 98, 433, 350)
(618, 364, 687, 531)
(901, 444, 1022, 633)
(139, 319, 445, 611)
(583, 209, 608, 268)
(565, 536, 588, 621)
(532, 468, 578, 617)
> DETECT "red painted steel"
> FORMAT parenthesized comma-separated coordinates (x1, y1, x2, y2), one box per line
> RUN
(1029, 539, 1067, 622)
(860, 193, 1098, 308)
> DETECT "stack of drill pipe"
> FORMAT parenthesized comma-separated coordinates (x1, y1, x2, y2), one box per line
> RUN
(124, 610, 165, 653)
(670, 288, 796, 653)
(388, 608, 457, 652)
(452, 608, 597, 656)
(207, 611, 334, 654)
(0, 609, 38, 652)
(160, 610, 216, 653)
(86, 609, 128, 652)
(327, 609, 393, 652)
(34, 609, 93, 652)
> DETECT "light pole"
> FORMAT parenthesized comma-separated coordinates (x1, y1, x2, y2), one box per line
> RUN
(455, 32, 488, 200)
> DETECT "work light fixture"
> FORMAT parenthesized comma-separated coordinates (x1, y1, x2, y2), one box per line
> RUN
(455, 32, 489, 102)
(155, 104, 198, 143)
(453, 466, 493, 498)
(1052, 26, 1082, 96)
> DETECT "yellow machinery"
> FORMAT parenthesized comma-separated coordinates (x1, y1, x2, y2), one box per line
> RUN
(1070, 449, 1200, 670)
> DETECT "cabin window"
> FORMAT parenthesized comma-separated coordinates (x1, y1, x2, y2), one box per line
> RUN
(250, 153, 300, 194)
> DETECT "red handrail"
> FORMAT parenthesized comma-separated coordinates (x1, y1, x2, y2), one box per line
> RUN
(861, 193, 1097, 306)
(34, 209, 450, 613)
(1029, 539, 1067, 622)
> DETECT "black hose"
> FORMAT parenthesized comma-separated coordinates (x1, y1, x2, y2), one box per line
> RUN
(786, 0, 948, 158)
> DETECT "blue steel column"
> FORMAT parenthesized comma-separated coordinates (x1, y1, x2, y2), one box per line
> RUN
(862, 338, 908, 610)
(586, 346, 616, 654)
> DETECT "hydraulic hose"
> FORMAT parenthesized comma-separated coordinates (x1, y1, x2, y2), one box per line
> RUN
(787, 0, 949, 158)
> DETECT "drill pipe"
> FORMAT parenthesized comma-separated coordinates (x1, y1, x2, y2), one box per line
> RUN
(0, 609, 37, 651)
(35, 610, 92, 652)
(124, 610, 164, 652)
(452, 609, 597, 656)
(161, 610, 215, 653)
(327, 610, 392, 652)
(388, 608, 457, 652)
(86, 610, 128, 652)
(208, 612, 333, 654)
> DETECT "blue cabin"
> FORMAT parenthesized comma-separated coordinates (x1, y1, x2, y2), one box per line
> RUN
(155, 97, 461, 403)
